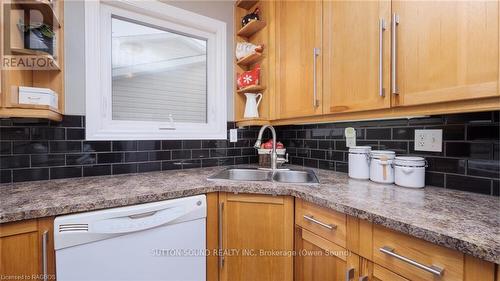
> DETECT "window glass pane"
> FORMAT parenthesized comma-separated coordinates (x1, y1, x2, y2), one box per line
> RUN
(111, 17, 207, 123)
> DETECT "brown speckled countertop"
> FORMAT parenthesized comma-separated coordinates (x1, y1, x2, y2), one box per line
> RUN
(1, 165, 499, 264)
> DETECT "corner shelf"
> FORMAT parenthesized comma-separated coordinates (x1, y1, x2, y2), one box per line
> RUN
(237, 19, 266, 38)
(235, 118, 270, 127)
(236, 0, 259, 10)
(0, 107, 63, 121)
(234, 0, 272, 127)
(0, 0, 65, 121)
(237, 85, 266, 94)
(236, 52, 263, 67)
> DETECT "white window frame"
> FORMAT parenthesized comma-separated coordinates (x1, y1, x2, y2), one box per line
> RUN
(85, 0, 227, 140)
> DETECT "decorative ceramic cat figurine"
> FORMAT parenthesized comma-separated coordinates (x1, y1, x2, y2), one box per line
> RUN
(241, 8, 260, 27)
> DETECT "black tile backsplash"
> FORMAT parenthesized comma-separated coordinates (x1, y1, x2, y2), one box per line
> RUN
(445, 174, 493, 195)
(0, 141, 11, 154)
(31, 127, 66, 140)
(366, 128, 392, 140)
(51, 166, 82, 179)
(445, 142, 493, 159)
(467, 160, 500, 178)
(112, 141, 137, 152)
(31, 154, 66, 167)
(49, 141, 82, 153)
(138, 140, 160, 151)
(83, 165, 111, 177)
(13, 141, 49, 154)
(0, 115, 258, 183)
(13, 168, 49, 182)
(277, 111, 500, 196)
(1, 112, 498, 196)
(0, 127, 30, 140)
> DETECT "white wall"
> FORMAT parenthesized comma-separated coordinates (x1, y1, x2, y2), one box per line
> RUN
(64, 0, 234, 120)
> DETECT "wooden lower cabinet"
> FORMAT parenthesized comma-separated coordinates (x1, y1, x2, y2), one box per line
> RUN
(0, 217, 55, 281)
(372, 224, 464, 281)
(358, 257, 409, 281)
(218, 193, 294, 281)
(295, 226, 359, 281)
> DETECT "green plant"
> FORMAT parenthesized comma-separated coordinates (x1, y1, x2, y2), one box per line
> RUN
(17, 20, 55, 38)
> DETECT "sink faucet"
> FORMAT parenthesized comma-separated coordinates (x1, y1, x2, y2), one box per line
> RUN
(254, 125, 288, 170)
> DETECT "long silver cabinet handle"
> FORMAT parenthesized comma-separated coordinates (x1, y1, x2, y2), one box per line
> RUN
(379, 18, 386, 97)
(312, 47, 320, 108)
(345, 267, 354, 281)
(303, 215, 336, 230)
(218, 202, 224, 269)
(380, 246, 444, 276)
(391, 13, 399, 95)
(42, 230, 48, 281)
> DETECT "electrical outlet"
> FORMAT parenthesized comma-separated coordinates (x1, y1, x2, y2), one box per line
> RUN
(229, 129, 238, 142)
(414, 129, 442, 152)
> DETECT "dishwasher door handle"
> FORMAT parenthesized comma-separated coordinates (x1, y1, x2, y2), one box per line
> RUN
(91, 205, 193, 234)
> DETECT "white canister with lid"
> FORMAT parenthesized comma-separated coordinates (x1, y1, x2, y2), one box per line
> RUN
(394, 156, 427, 188)
(370, 150, 396, 184)
(348, 146, 371, 180)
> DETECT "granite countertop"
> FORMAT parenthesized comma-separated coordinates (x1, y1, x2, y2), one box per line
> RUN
(1, 165, 499, 264)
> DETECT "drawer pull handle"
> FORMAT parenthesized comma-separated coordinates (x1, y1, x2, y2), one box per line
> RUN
(303, 215, 336, 230)
(380, 246, 444, 276)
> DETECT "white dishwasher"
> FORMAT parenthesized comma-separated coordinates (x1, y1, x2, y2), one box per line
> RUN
(54, 195, 206, 281)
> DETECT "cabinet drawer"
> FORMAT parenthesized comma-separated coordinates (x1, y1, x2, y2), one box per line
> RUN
(373, 225, 463, 281)
(295, 199, 346, 247)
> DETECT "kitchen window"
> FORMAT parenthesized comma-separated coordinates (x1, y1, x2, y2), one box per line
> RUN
(85, 1, 227, 140)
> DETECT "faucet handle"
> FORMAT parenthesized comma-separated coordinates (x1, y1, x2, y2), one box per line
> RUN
(254, 139, 262, 149)
(277, 153, 289, 164)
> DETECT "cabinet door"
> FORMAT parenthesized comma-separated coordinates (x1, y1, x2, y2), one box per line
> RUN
(323, 0, 391, 114)
(392, 1, 499, 106)
(295, 227, 359, 281)
(276, 0, 323, 119)
(358, 257, 409, 281)
(0, 218, 55, 280)
(219, 193, 294, 281)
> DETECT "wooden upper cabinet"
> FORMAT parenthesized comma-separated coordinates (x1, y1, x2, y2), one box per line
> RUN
(323, 0, 391, 114)
(392, 0, 499, 107)
(219, 193, 294, 281)
(275, 0, 323, 119)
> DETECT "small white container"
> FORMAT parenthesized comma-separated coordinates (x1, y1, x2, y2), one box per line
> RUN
(348, 146, 371, 180)
(18, 86, 58, 108)
(370, 150, 396, 184)
(394, 156, 427, 188)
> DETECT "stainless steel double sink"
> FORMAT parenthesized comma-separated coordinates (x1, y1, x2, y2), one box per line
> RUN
(208, 168, 319, 184)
